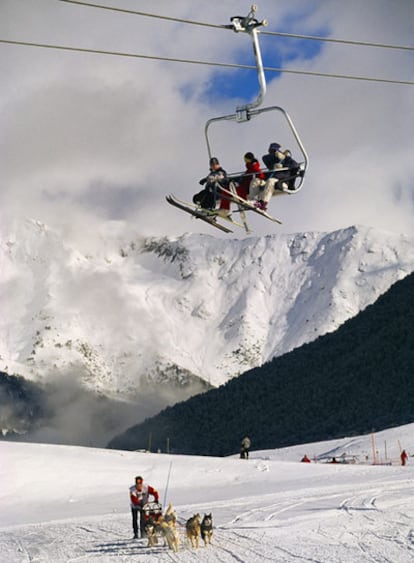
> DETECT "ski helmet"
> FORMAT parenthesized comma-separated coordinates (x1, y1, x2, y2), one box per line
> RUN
(269, 143, 281, 152)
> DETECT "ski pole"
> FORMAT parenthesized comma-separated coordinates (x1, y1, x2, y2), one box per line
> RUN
(163, 461, 173, 507)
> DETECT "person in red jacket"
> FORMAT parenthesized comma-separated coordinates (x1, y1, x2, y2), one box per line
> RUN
(400, 449, 408, 466)
(129, 475, 159, 539)
(219, 152, 265, 215)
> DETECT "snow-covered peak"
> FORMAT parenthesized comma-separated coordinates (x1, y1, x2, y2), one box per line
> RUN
(1, 220, 414, 398)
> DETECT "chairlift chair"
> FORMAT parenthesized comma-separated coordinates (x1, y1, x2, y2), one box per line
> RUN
(204, 5, 309, 193)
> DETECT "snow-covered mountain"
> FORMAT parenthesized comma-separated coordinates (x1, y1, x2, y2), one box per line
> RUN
(2, 218, 414, 401)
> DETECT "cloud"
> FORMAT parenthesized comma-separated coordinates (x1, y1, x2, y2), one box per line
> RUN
(26, 369, 161, 447)
(0, 0, 413, 240)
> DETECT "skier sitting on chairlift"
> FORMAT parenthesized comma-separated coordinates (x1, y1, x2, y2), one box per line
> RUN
(279, 149, 300, 190)
(262, 142, 300, 189)
(254, 144, 300, 211)
(262, 142, 284, 170)
(218, 152, 265, 215)
(193, 157, 228, 211)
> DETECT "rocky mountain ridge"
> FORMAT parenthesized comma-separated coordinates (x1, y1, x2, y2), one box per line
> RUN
(2, 219, 414, 401)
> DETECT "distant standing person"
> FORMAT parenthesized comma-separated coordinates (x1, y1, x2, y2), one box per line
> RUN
(129, 475, 159, 539)
(301, 454, 311, 463)
(400, 449, 408, 466)
(240, 436, 251, 459)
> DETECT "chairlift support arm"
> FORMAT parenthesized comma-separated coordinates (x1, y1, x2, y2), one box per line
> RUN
(225, 4, 268, 120)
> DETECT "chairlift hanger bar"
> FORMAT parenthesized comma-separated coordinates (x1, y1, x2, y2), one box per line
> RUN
(224, 4, 268, 119)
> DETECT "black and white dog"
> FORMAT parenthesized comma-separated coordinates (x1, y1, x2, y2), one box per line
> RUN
(200, 513, 213, 546)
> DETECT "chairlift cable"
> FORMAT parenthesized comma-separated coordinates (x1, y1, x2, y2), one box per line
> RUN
(1, 38, 413, 86)
(57, 0, 226, 30)
(57, 0, 414, 53)
(261, 29, 414, 52)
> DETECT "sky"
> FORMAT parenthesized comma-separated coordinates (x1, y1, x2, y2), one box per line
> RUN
(1, 0, 414, 244)
(1, 423, 414, 561)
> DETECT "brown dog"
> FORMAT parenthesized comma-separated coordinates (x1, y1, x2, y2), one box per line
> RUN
(186, 513, 201, 548)
(157, 503, 179, 552)
(145, 520, 158, 548)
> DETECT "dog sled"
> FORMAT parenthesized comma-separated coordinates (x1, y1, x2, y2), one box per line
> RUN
(142, 501, 163, 527)
(143, 501, 180, 552)
(142, 501, 163, 548)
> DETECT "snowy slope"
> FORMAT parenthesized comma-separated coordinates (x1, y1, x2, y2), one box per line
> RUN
(1, 424, 413, 562)
(1, 219, 414, 398)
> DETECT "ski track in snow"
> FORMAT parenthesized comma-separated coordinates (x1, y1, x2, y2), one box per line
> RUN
(2, 484, 414, 562)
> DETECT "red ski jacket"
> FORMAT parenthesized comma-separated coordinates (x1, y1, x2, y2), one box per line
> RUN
(238, 160, 265, 199)
(129, 483, 159, 508)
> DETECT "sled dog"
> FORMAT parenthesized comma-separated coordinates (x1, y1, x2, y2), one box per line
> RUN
(145, 520, 158, 548)
(157, 503, 179, 552)
(186, 513, 201, 548)
(200, 513, 213, 546)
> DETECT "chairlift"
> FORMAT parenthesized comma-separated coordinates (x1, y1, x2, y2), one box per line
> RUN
(166, 5, 309, 233)
(205, 4, 309, 193)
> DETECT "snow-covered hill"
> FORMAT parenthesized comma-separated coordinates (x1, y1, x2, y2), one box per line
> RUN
(1, 425, 413, 561)
(2, 219, 414, 399)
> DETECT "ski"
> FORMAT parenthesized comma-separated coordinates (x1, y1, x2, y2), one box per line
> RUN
(226, 182, 251, 234)
(166, 195, 233, 233)
(204, 208, 246, 231)
(219, 186, 283, 224)
(167, 194, 249, 231)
